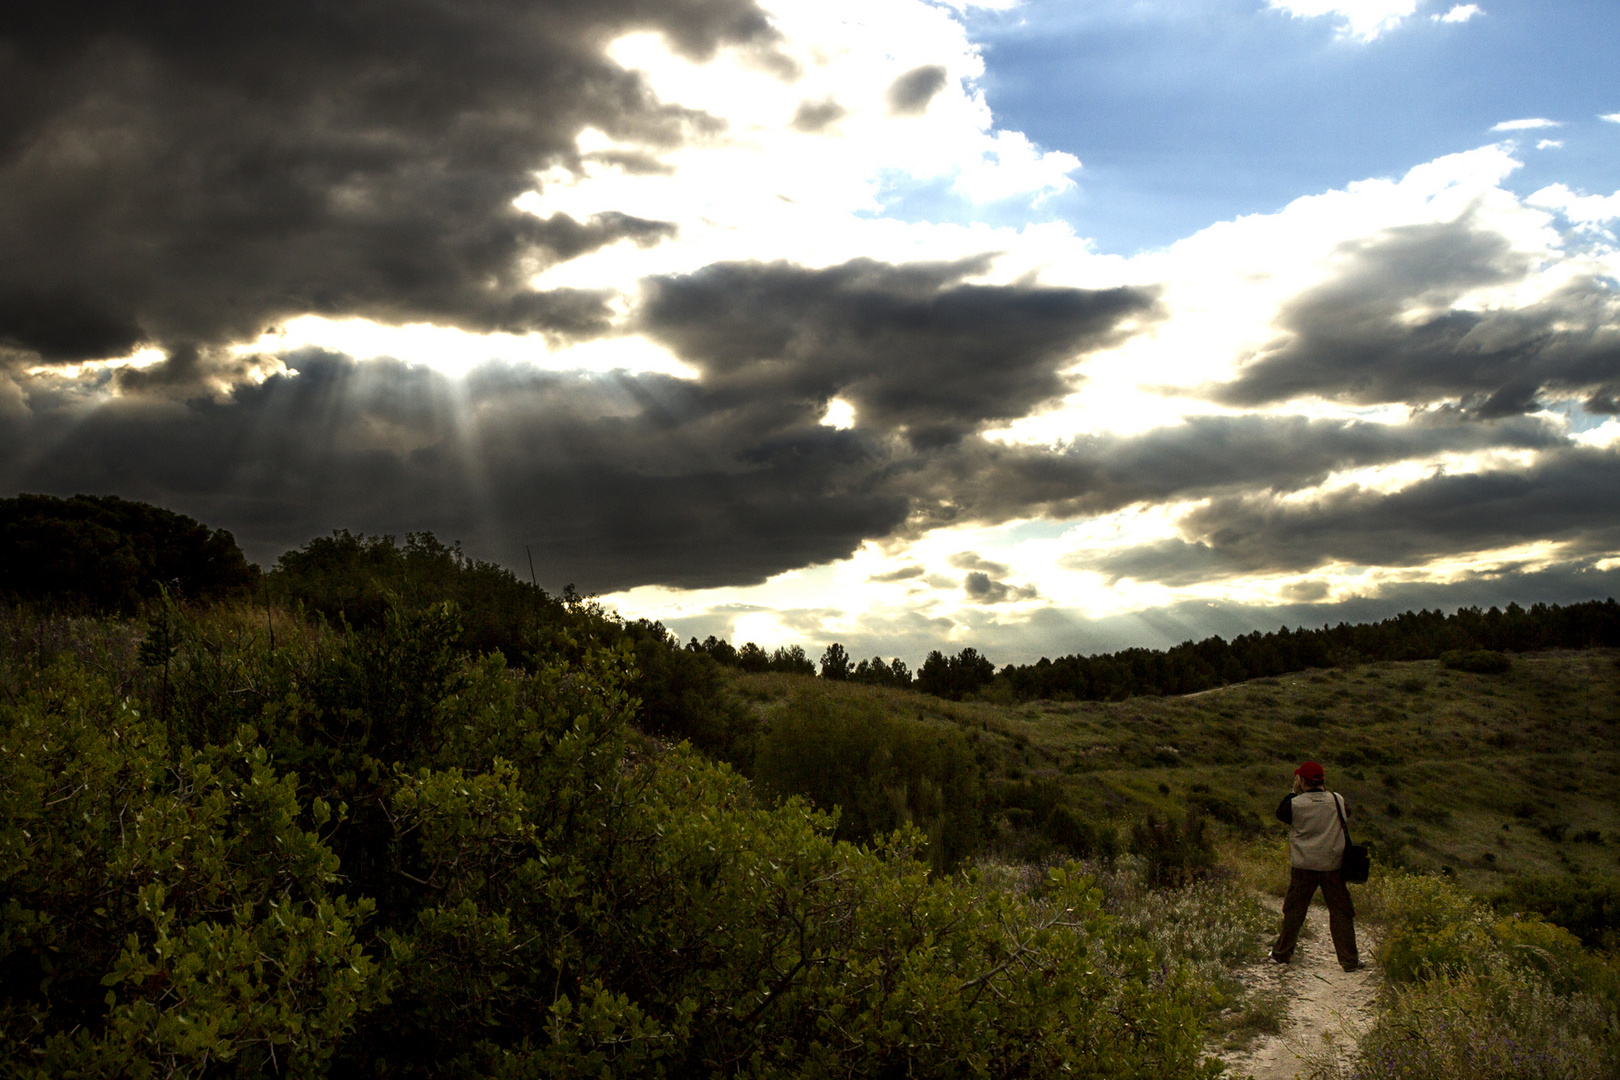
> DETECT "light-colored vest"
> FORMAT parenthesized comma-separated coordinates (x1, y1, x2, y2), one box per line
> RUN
(1289, 790, 1347, 871)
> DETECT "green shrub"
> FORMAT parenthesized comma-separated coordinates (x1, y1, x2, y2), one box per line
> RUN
(1352, 968, 1619, 1080)
(0, 665, 380, 1078)
(1354, 869, 1620, 1080)
(1439, 649, 1512, 674)
(6, 620, 1234, 1078)
(1493, 875, 1620, 950)
(1129, 812, 1217, 888)
(1044, 804, 1120, 860)
(753, 689, 984, 874)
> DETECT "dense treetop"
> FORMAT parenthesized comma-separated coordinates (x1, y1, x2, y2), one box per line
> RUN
(0, 493, 254, 612)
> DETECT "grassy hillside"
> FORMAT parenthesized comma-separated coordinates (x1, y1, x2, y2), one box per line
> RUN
(735, 650, 1620, 891)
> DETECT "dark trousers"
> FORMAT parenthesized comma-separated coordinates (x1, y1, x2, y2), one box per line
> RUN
(1272, 866, 1358, 969)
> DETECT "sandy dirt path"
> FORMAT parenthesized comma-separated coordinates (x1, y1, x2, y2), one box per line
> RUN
(1220, 897, 1380, 1080)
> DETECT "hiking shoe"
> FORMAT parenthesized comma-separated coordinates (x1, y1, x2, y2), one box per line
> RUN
(1269, 953, 1291, 965)
(1341, 961, 1364, 972)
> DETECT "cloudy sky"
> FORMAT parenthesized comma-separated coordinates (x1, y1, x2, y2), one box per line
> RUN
(4, 0, 1619, 663)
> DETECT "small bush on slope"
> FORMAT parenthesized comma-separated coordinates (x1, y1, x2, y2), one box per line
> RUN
(753, 688, 985, 875)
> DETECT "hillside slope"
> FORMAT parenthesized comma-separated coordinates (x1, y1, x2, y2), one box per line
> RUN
(737, 650, 1620, 889)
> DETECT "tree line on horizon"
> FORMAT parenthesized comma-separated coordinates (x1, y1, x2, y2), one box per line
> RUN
(6, 492, 1620, 714)
(690, 599, 1620, 701)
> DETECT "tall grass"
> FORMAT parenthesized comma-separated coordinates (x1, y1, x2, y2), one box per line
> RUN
(1352, 969, 1619, 1080)
(1089, 856, 1274, 970)
(974, 852, 1278, 1058)
(1348, 868, 1620, 1080)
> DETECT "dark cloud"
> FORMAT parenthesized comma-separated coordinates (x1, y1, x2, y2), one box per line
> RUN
(890, 411, 1565, 531)
(0, 0, 772, 372)
(886, 65, 948, 116)
(0, 356, 1586, 593)
(867, 564, 925, 582)
(0, 350, 904, 590)
(0, 254, 1158, 590)
(1212, 216, 1620, 416)
(5, 240, 1611, 596)
(112, 343, 280, 399)
(1082, 443, 1620, 584)
(640, 257, 1157, 448)
(962, 570, 1037, 604)
(948, 551, 1009, 575)
(791, 97, 847, 133)
(0, 286, 146, 363)
(946, 553, 1031, 601)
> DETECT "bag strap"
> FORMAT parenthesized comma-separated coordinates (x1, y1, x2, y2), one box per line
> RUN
(1331, 791, 1354, 846)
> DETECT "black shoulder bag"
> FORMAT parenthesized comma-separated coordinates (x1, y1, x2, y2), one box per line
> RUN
(1333, 792, 1370, 884)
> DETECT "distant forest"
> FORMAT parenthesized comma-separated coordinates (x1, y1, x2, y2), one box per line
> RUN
(6, 492, 1620, 713)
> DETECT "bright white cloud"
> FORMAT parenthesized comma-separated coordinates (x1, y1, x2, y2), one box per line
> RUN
(1266, 0, 1419, 41)
(1536, 139, 1564, 150)
(1433, 4, 1482, 23)
(1602, 113, 1620, 124)
(1575, 419, 1620, 450)
(1491, 117, 1562, 131)
(1527, 183, 1620, 227)
(518, 0, 1084, 295)
(238, 317, 696, 379)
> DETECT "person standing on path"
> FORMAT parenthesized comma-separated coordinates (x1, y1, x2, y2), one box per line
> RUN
(1271, 760, 1361, 971)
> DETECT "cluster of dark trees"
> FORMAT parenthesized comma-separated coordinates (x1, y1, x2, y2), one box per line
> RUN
(692, 595, 1620, 705)
(0, 494, 254, 612)
(992, 600, 1620, 702)
(683, 635, 816, 676)
(687, 636, 994, 700)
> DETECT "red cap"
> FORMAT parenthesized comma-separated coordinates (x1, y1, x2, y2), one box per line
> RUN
(1295, 760, 1324, 781)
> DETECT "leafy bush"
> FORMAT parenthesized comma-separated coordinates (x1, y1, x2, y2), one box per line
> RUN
(1493, 874, 1620, 950)
(1044, 804, 1121, 860)
(0, 666, 379, 1077)
(1187, 787, 1265, 837)
(269, 531, 763, 763)
(1129, 812, 1217, 888)
(1352, 968, 1620, 1080)
(5, 611, 1231, 1078)
(753, 689, 984, 873)
(1439, 648, 1512, 674)
(1352, 869, 1620, 1080)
